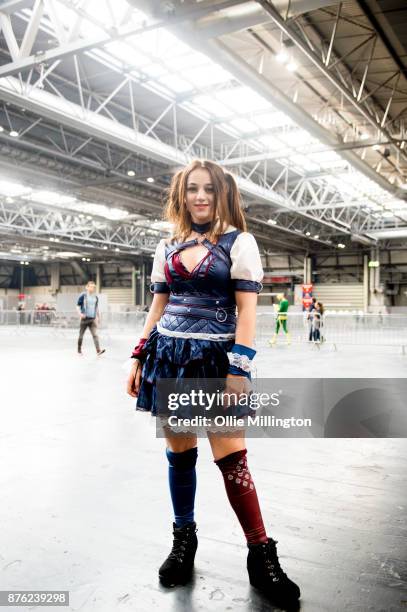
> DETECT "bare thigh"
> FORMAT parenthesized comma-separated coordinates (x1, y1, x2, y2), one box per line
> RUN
(207, 430, 246, 461)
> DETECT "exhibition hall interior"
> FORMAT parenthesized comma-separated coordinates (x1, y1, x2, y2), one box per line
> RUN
(0, 1, 406, 611)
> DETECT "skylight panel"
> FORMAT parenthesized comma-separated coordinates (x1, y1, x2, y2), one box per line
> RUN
(137, 63, 168, 79)
(309, 150, 348, 170)
(158, 74, 191, 94)
(228, 118, 258, 133)
(252, 111, 294, 130)
(216, 87, 269, 113)
(78, 0, 130, 31)
(136, 28, 188, 60)
(257, 134, 282, 149)
(182, 65, 232, 88)
(290, 154, 319, 172)
(105, 41, 150, 68)
(279, 129, 314, 148)
(163, 51, 208, 72)
(193, 95, 230, 117)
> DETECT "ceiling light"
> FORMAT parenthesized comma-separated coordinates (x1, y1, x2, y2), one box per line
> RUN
(127, 170, 136, 177)
(86, 215, 92, 220)
(86, 258, 91, 262)
(275, 49, 289, 64)
(24, 261, 29, 265)
(147, 177, 155, 183)
(382, 211, 394, 218)
(54, 238, 59, 242)
(20, 261, 24, 264)
(372, 144, 381, 151)
(0, 126, 4, 132)
(360, 133, 369, 141)
(81, 257, 86, 261)
(287, 61, 298, 72)
(103, 246, 108, 250)
(305, 231, 311, 236)
(10, 130, 19, 137)
(49, 237, 55, 242)
(115, 247, 120, 252)
(337, 243, 345, 248)
(6, 197, 13, 204)
(314, 234, 319, 239)
(267, 219, 277, 225)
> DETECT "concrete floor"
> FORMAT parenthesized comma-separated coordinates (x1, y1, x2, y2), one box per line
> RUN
(0, 328, 406, 612)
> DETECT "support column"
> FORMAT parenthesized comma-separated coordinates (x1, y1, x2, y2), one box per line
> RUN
(363, 254, 369, 313)
(140, 262, 146, 308)
(50, 262, 60, 294)
(131, 265, 136, 307)
(303, 256, 312, 284)
(369, 247, 385, 311)
(95, 264, 102, 293)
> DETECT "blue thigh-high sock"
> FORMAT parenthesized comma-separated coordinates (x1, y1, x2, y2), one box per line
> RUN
(166, 447, 198, 527)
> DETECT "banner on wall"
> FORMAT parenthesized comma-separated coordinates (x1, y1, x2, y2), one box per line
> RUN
(302, 284, 313, 310)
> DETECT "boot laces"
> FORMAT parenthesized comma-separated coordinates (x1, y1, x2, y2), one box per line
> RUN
(169, 527, 194, 563)
(262, 540, 286, 582)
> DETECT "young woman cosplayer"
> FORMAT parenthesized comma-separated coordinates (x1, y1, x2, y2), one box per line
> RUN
(126, 160, 300, 607)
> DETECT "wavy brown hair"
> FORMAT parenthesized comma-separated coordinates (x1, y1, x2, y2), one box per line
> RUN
(163, 159, 247, 242)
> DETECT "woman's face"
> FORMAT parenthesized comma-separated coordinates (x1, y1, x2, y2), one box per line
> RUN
(185, 167, 215, 224)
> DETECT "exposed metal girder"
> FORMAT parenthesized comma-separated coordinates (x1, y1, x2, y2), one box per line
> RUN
(0, 0, 248, 78)
(0, 196, 161, 253)
(0, 77, 341, 232)
(0, 76, 189, 166)
(255, 0, 407, 169)
(357, 0, 407, 81)
(178, 35, 403, 199)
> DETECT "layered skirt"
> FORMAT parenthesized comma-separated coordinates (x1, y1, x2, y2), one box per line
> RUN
(136, 326, 253, 420)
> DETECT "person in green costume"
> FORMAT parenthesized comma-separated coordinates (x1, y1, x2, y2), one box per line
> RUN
(269, 293, 291, 346)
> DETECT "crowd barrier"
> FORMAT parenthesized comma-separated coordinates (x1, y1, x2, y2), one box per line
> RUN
(0, 310, 406, 350)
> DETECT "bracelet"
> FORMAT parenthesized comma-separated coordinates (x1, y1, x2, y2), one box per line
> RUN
(227, 343, 256, 379)
(228, 353, 253, 373)
(130, 337, 147, 361)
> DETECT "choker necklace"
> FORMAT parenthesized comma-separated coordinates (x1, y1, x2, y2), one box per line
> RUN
(191, 221, 211, 234)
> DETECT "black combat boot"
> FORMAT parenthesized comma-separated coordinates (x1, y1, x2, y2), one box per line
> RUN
(247, 538, 300, 606)
(158, 522, 198, 587)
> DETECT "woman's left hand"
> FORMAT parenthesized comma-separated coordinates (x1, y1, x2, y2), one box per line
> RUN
(222, 373, 251, 408)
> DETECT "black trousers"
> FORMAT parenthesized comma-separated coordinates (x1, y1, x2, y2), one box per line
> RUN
(78, 318, 100, 351)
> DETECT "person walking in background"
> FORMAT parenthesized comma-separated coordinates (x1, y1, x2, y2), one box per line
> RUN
(76, 281, 105, 356)
(307, 296, 317, 342)
(312, 301, 324, 343)
(270, 292, 291, 346)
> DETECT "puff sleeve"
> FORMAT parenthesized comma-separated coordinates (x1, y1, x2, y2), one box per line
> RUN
(150, 239, 170, 293)
(230, 232, 263, 293)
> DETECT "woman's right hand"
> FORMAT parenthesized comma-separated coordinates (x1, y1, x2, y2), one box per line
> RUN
(127, 360, 142, 398)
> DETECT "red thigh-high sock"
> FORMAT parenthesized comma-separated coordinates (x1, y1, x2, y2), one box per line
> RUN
(215, 449, 268, 545)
